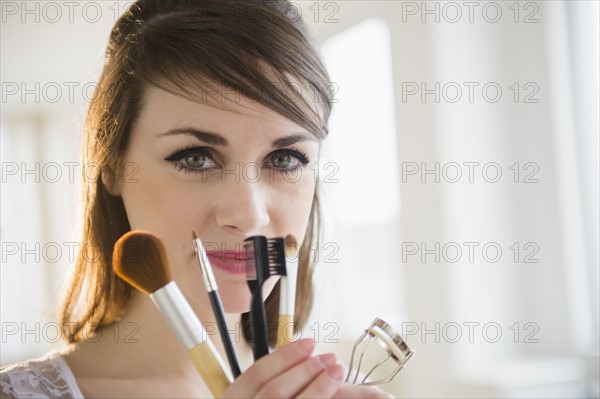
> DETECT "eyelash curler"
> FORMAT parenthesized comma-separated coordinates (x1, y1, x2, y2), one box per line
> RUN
(345, 318, 414, 386)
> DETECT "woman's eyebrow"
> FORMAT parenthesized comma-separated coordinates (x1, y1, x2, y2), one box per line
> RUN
(157, 128, 228, 146)
(271, 134, 315, 148)
(158, 128, 315, 148)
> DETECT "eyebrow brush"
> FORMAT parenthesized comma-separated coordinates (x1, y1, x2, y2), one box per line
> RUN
(244, 236, 287, 360)
(112, 230, 232, 398)
(192, 230, 241, 378)
(244, 236, 270, 360)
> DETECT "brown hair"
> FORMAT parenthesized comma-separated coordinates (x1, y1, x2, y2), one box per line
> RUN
(60, 0, 332, 347)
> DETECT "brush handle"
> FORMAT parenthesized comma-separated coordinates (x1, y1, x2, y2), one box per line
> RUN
(208, 291, 241, 378)
(188, 341, 232, 398)
(279, 261, 298, 328)
(278, 261, 298, 348)
(248, 280, 270, 360)
(276, 314, 294, 348)
(150, 283, 232, 396)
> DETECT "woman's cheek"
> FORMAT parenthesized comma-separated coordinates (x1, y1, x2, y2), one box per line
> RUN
(279, 175, 316, 241)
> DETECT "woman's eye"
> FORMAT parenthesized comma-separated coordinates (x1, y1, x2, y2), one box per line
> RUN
(166, 147, 310, 175)
(165, 147, 217, 173)
(184, 154, 210, 168)
(271, 153, 298, 169)
(267, 149, 310, 171)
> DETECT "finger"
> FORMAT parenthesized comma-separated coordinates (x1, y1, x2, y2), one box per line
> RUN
(332, 385, 394, 398)
(256, 353, 337, 398)
(223, 339, 315, 398)
(295, 364, 345, 399)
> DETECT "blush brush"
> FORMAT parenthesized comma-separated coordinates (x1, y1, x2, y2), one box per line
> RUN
(112, 230, 232, 398)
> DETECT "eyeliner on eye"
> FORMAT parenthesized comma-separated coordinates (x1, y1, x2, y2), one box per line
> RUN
(164, 146, 219, 174)
(165, 145, 311, 176)
(273, 148, 310, 165)
(164, 146, 212, 162)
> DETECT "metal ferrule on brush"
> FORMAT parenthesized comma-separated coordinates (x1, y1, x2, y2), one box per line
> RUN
(150, 281, 208, 350)
(194, 238, 217, 293)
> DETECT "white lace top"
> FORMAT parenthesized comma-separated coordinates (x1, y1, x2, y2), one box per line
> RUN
(0, 352, 84, 398)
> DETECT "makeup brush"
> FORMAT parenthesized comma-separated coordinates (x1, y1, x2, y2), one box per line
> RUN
(192, 230, 241, 378)
(276, 234, 299, 348)
(244, 236, 270, 360)
(112, 230, 232, 398)
(244, 236, 287, 360)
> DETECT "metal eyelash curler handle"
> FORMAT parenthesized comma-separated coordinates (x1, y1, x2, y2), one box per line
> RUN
(345, 318, 414, 386)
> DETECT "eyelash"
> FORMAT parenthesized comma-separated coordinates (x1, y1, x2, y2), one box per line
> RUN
(164, 146, 311, 175)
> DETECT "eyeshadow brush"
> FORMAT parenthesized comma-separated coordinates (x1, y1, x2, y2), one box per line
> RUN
(112, 230, 232, 398)
(276, 234, 299, 348)
(192, 230, 241, 378)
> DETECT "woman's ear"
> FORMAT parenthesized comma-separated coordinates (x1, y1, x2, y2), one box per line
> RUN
(101, 167, 122, 196)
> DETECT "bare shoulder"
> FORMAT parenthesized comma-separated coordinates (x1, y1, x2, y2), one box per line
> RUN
(1, 352, 83, 399)
(60, 342, 211, 398)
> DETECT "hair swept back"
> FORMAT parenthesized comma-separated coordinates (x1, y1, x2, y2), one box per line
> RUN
(60, 0, 332, 347)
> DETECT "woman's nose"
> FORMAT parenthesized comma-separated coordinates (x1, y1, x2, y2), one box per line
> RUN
(214, 178, 270, 236)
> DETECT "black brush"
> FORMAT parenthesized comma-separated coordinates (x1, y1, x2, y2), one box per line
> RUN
(193, 230, 241, 378)
(244, 236, 270, 360)
(266, 237, 286, 278)
(244, 236, 287, 360)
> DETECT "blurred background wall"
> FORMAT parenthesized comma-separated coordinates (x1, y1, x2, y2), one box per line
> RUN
(1, 1, 598, 398)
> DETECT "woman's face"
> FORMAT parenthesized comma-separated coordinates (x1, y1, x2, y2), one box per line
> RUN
(113, 86, 319, 313)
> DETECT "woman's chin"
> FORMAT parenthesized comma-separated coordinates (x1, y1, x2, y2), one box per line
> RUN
(219, 283, 253, 313)
(219, 277, 280, 313)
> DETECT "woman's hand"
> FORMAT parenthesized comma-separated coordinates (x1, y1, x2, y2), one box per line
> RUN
(223, 339, 392, 398)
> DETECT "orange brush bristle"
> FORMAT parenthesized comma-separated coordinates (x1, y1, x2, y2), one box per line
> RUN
(112, 230, 171, 295)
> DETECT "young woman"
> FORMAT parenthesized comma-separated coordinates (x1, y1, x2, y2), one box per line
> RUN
(1, 1, 391, 397)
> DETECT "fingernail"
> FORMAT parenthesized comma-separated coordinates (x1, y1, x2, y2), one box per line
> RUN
(317, 353, 336, 368)
(327, 364, 344, 381)
(298, 339, 314, 353)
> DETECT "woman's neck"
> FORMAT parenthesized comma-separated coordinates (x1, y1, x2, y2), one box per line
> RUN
(62, 291, 253, 397)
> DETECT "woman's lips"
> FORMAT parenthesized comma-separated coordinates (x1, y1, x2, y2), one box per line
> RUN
(206, 251, 247, 274)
